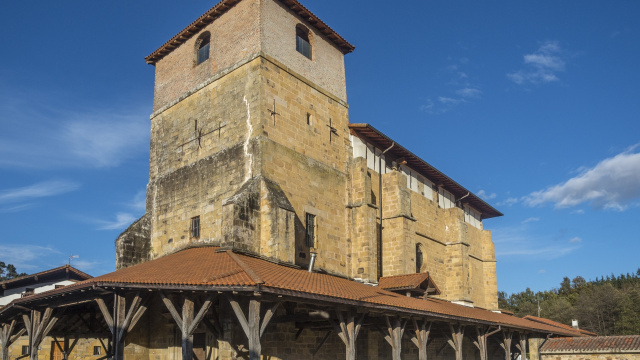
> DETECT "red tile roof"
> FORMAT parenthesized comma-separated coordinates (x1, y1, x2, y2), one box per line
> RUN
(2, 247, 581, 336)
(541, 336, 640, 353)
(523, 315, 597, 337)
(379, 272, 441, 295)
(0, 264, 92, 290)
(145, 0, 355, 65)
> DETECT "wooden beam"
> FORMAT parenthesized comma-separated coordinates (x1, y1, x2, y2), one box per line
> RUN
(311, 330, 332, 356)
(161, 293, 215, 360)
(23, 308, 59, 360)
(225, 295, 281, 360)
(382, 316, 406, 360)
(1, 320, 25, 360)
(500, 330, 514, 360)
(328, 311, 364, 360)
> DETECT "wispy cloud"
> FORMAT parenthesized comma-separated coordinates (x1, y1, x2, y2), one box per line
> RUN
(96, 212, 139, 231)
(421, 58, 483, 114)
(89, 190, 146, 231)
(0, 244, 62, 272)
(493, 224, 581, 260)
(477, 190, 497, 201)
(522, 217, 540, 224)
(0, 180, 80, 204)
(508, 41, 566, 85)
(569, 237, 583, 243)
(524, 146, 640, 211)
(0, 92, 149, 169)
(497, 197, 519, 207)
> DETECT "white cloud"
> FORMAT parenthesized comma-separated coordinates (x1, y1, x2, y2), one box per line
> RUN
(0, 96, 149, 169)
(522, 217, 540, 224)
(496, 244, 579, 259)
(497, 197, 519, 207)
(508, 40, 566, 85)
(477, 190, 497, 201)
(524, 147, 640, 210)
(0, 245, 62, 272)
(456, 87, 482, 98)
(96, 212, 139, 231)
(538, 269, 546, 274)
(0, 180, 80, 204)
(569, 237, 582, 243)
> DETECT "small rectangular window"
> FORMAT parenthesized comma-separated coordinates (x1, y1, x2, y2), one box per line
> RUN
(93, 347, 102, 356)
(22, 346, 29, 355)
(197, 43, 210, 65)
(191, 216, 200, 239)
(305, 213, 316, 248)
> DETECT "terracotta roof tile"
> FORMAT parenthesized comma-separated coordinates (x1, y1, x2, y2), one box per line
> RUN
(523, 316, 597, 336)
(541, 336, 640, 353)
(3, 247, 582, 336)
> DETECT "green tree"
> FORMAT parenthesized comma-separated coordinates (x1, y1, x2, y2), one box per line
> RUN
(0, 262, 26, 281)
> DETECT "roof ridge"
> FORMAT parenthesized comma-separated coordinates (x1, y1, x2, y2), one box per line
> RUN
(226, 251, 264, 285)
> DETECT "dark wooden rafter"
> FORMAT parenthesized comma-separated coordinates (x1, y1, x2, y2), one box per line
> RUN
(381, 316, 407, 360)
(160, 292, 215, 360)
(515, 332, 528, 360)
(311, 330, 332, 356)
(500, 329, 514, 360)
(442, 323, 465, 360)
(328, 311, 365, 360)
(410, 319, 431, 360)
(1, 320, 26, 360)
(23, 308, 59, 360)
(225, 294, 281, 360)
(95, 292, 148, 360)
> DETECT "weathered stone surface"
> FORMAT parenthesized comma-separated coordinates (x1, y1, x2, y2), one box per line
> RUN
(116, 213, 151, 269)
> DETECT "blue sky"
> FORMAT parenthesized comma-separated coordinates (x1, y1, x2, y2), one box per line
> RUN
(1, 1, 638, 295)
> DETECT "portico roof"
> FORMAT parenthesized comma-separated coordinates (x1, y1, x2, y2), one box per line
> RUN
(0, 246, 580, 336)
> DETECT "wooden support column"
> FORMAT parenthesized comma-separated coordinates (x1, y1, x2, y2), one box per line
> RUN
(96, 292, 148, 360)
(161, 293, 215, 360)
(469, 326, 502, 360)
(1, 320, 26, 360)
(329, 311, 365, 360)
(515, 333, 528, 360)
(225, 295, 281, 360)
(410, 319, 431, 360)
(500, 330, 514, 360)
(23, 308, 58, 360)
(442, 323, 464, 360)
(381, 316, 407, 360)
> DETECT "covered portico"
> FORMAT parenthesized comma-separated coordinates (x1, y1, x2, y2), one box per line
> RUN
(0, 246, 581, 360)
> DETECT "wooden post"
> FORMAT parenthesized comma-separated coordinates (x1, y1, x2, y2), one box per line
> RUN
(160, 293, 214, 360)
(225, 295, 281, 360)
(443, 323, 464, 360)
(381, 316, 406, 360)
(470, 326, 498, 360)
(515, 333, 528, 360)
(22, 308, 58, 360)
(500, 330, 514, 360)
(96, 292, 148, 360)
(1, 320, 26, 360)
(329, 311, 365, 360)
(409, 319, 431, 360)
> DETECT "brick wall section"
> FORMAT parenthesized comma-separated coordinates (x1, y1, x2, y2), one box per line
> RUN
(261, 0, 347, 101)
(152, 0, 262, 111)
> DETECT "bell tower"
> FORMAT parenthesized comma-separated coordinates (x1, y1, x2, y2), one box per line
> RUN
(116, 0, 355, 274)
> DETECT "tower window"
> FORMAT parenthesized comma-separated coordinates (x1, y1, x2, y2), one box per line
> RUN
(191, 216, 200, 239)
(305, 213, 316, 247)
(296, 25, 312, 60)
(416, 244, 425, 273)
(22, 346, 29, 356)
(93, 347, 102, 356)
(196, 32, 211, 65)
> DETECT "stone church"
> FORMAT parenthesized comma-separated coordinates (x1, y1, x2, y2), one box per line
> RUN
(0, 1, 585, 360)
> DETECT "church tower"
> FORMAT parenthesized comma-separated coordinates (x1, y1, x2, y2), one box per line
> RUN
(116, 0, 501, 310)
(117, 0, 356, 274)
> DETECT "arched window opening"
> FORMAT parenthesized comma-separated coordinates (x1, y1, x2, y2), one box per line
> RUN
(416, 244, 425, 273)
(196, 32, 211, 65)
(296, 25, 312, 59)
